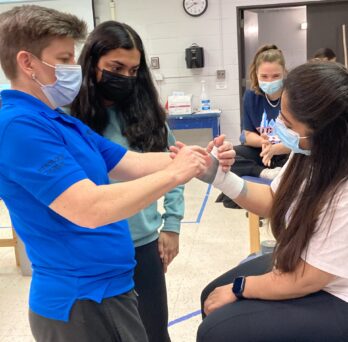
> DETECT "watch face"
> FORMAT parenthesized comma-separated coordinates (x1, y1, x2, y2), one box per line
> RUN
(183, 0, 208, 17)
(232, 276, 245, 298)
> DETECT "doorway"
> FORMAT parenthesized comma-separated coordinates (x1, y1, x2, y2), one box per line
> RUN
(237, 0, 348, 125)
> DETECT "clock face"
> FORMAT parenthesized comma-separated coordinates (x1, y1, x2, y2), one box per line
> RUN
(183, 0, 208, 17)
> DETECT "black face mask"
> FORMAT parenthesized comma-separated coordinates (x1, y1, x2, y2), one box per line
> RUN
(97, 69, 137, 103)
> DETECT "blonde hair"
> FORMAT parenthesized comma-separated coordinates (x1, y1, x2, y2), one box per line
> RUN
(0, 5, 87, 80)
(249, 44, 285, 95)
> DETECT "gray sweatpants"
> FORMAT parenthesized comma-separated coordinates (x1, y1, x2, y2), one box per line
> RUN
(29, 290, 148, 342)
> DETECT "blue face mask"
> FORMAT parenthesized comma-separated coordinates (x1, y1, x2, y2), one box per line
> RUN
(33, 60, 82, 108)
(259, 79, 284, 95)
(275, 118, 311, 156)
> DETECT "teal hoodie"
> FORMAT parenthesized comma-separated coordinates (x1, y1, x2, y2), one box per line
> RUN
(104, 107, 184, 247)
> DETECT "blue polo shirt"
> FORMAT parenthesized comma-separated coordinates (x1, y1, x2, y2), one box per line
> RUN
(0, 90, 136, 322)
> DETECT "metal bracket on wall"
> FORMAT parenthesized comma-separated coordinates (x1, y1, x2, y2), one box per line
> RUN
(343, 24, 347, 68)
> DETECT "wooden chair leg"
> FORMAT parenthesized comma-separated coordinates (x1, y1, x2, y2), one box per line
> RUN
(249, 212, 261, 254)
(0, 227, 20, 266)
(12, 228, 20, 267)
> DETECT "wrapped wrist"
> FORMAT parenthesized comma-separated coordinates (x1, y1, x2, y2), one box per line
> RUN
(198, 153, 219, 184)
(213, 170, 245, 200)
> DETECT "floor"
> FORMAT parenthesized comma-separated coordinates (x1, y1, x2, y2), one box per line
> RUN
(0, 179, 273, 342)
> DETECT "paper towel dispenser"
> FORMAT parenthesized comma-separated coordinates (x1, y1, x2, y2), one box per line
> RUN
(185, 43, 204, 68)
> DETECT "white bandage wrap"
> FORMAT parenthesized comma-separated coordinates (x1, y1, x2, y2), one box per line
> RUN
(211, 146, 219, 159)
(211, 146, 245, 200)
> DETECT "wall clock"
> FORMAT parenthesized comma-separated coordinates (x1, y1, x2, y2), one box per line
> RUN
(183, 0, 208, 17)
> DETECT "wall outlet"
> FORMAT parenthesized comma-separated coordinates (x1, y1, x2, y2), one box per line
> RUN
(216, 69, 226, 80)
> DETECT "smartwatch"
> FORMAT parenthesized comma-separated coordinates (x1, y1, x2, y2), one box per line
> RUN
(232, 276, 246, 299)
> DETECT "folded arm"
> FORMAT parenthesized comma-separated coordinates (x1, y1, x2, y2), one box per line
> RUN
(244, 130, 264, 148)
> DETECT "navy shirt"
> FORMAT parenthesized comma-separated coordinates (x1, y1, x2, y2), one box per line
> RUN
(0, 90, 135, 322)
(242, 89, 281, 140)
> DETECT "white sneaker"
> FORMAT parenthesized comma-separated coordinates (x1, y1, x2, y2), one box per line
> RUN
(259, 167, 282, 180)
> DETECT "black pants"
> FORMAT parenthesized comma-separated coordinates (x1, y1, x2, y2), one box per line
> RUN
(198, 254, 348, 342)
(231, 145, 288, 177)
(134, 239, 171, 342)
(29, 291, 148, 342)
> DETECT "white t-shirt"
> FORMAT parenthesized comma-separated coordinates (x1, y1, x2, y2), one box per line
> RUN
(271, 158, 348, 302)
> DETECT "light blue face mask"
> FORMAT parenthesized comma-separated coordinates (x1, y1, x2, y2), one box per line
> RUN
(259, 79, 284, 95)
(275, 118, 311, 156)
(33, 60, 82, 108)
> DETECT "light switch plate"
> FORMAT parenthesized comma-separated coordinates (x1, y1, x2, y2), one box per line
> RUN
(150, 57, 160, 69)
(217, 69, 226, 80)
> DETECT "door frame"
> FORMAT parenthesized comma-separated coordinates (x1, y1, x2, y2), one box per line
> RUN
(236, 0, 348, 125)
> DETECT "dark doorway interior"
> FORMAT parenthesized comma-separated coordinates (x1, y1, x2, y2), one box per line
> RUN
(307, 2, 348, 63)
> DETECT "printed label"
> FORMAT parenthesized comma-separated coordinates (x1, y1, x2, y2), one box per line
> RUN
(201, 99, 211, 110)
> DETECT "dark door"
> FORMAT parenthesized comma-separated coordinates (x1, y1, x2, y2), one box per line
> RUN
(307, 2, 348, 64)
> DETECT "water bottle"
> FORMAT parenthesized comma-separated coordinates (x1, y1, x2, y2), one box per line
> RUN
(200, 80, 211, 111)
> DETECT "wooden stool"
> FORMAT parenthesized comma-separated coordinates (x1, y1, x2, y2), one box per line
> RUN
(242, 176, 272, 254)
(0, 227, 20, 266)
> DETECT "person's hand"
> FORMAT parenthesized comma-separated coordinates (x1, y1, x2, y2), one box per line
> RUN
(158, 231, 179, 273)
(260, 133, 273, 167)
(169, 136, 234, 172)
(260, 133, 269, 144)
(168, 136, 235, 184)
(204, 284, 237, 315)
(167, 144, 208, 184)
(260, 144, 274, 167)
(199, 135, 235, 184)
(206, 135, 235, 172)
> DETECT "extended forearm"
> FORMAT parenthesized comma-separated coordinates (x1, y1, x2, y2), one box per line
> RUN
(213, 171, 273, 217)
(50, 169, 181, 228)
(87, 170, 181, 227)
(109, 151, 172, 181)
(235, 181, 273, 217)
(52, 145, 208, 227)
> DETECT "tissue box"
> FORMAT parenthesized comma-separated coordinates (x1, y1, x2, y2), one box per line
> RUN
(168, 94, 192, 115)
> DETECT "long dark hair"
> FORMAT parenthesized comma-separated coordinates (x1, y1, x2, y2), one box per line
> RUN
(271, 61, 348, 272)
(71, 21, 168, 152)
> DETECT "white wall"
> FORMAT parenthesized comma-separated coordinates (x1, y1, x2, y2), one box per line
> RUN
(258, 7, 307, 70)
(0, 0, 95, 84)
(93, 0, 320, 145)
